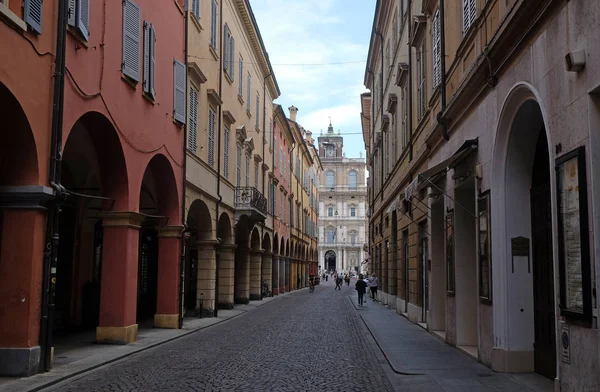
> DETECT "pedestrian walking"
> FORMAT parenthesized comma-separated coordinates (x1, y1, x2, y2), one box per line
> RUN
(335, 276, 342, 290)
(344, 274, 350, 286)
(368, 274, 379, 301)
(355, 274, 368, 306)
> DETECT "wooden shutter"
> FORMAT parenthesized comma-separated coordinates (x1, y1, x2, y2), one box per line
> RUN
(462, 0, 470, 33)
(238, 58, 243, 95)
(247, 74, 251, 111)
(208, 109, 215, 166)
(432, 10, 441, 88)
(211, 0, 217, 48)
(188, 87, 198, 153)
(230, 37, 235, 80)
(150, 25, 156, 98)
(143, 22, 151, 94)
(173, 59, 186, 124)
(469, 0, 477, 30)
(68, 0, 76, 27)
(24, 0, 43, 34)
(192, 0, 200, 20)
(223, 24, 230, 73)
(77, 0, 90, 40)
(255, 95, 259, 127)
(224, 127, 230, 178)
(122, 0, 141, 82)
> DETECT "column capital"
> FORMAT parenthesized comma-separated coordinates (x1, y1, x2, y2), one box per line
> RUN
(157, 225, 185, 238)
(99, 211, 145, 229)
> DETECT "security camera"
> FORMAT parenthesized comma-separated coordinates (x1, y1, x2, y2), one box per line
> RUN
(565, 49, 586, 73)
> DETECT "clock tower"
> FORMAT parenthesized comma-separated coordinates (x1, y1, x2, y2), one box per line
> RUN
(318, 120, 344, 159)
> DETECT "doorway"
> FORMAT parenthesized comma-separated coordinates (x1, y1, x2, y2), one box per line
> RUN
(325, 250, 336, 272)
(419, 220, 429, 323)
(402, 229, 409, 313)
(137, 228, 158, 323)
(531, 131, 556, 379)
(184, 249, 198, 315)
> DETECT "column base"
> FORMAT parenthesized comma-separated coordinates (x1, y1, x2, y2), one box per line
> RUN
(234, 297, 249, 304)
(249, 293, 261, 301)
(272, 288, 279, 295)
(218, 302, 234, 310)
(154, 314, 179, 329)
(96, 324, 138, 344)
(0, 346, 40, 376)
(284, 285, 289, 292)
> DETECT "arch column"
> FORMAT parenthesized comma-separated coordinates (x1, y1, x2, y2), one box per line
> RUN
(153, 226, 183, 328)
(284, 257, 290, 292)
(195, 239, 217, 317)
(271, 255, 279, 295)
(217, 244, 236, 309)
(96, 212, 144, 344)
(279, 257, 287, 293)
(234, 247, 250, 304)
(249, 250, 263, 300)
(261, 251, 273, 297)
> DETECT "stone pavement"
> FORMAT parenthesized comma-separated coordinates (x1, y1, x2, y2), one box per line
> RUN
(349, 290, 555, 392)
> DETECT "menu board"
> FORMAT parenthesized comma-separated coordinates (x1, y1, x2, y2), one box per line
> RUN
(557, 155, 584, 312)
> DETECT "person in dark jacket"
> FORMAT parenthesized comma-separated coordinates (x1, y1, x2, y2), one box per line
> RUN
(355, 274, 368, 306)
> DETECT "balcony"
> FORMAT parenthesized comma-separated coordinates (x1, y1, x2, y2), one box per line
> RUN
(234, 186, 267, 223)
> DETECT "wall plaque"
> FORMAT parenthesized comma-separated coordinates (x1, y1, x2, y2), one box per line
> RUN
(560, 323, 570, 364)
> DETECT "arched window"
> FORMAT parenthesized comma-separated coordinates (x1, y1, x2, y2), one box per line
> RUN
(348, 170, 358, 190)
(326, 226, 336, 243)
(326, 171, 335, 188)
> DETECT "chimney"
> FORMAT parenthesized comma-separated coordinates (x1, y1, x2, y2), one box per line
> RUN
(289, 105, 298, 122)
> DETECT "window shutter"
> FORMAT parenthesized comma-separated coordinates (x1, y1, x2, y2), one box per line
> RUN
(469, 0, 477, 30)
(238, 58, 243, 95)
(77, 0, 90, 40)
(150, 24, 156, 99)
(68, 0, 76, 27)
(143, 22, 150, 94)
(247, 75, 251, 111)
(192, 0, 200, 20)
(210, 0, 217, 48)
(255, 95, 259, 127)
(23, 0, 43, 34)
(462, 0, 469, 33)
(173, 59, 186, 123)
(122, 0, 141, 82)
(432, 10, 441, 89)
(223, 24, 230, 73)
(230, 37, 235, 81)
(188, 87, 198, 152)
(224, 127, 230, 178)
(208, 109, 215, 166)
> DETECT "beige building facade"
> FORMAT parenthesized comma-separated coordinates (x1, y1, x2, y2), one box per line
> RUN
(318, 123, 368, 274)
(364, 0, 600, 390)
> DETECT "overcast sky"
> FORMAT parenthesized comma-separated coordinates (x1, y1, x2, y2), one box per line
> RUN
(251, 0, 375, 159)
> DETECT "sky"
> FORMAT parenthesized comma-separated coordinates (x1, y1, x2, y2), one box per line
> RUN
(251, 0, 375, 159)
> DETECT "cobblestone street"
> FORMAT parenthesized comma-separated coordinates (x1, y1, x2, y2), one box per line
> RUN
(44, 281, 393, 392)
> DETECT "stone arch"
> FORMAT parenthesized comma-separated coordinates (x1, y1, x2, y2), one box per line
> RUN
(187, 199, 213, 241)
(286, 239, 290, 257)
(262, 232, 271, 253)
(139, 153, 180, 222)
(234, 215, 253, 303)
(273, 233, 279, 255)
(217, 212, 233, 245)
(279, 237, 285, 256)
(491, 82, 557, 377)
(250, 227, 261, 251)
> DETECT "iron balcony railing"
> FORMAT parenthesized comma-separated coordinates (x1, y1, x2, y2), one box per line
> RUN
(234, 186, 267, 215)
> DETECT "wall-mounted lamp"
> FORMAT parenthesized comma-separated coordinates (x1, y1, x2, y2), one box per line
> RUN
(565, 49, 586, 73)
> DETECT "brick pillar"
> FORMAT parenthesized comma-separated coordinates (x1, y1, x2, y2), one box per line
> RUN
(279, 257, 286, 293)
(249, 250, 262, 300)
(97, 212, 144, 344)
(261, 251, 273, 296)
(284, 257, 290, 292)
(234, 246, 250, 304)
(271, 255, 279, 295)
(154, 226, 183, 328)
(195, 239, 217, 317)
(0, 209, 46, 376)
(217, 244, 235, 309)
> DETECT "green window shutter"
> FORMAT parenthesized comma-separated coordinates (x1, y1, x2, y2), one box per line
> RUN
(24, 0, 43, 34)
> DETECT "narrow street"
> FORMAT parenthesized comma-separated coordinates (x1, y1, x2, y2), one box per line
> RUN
(43, 281, 394, 392)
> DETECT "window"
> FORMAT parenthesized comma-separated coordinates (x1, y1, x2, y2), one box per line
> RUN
(188, 86, 198, 152)
(238, 57, 244, 97)
(210, 0, 217, 49)
(417, 41, 427, 120)
(22, 0, 43, 34)
(122, 0, 141, 82)
(68, 0, 90, 40)
(236, 144, 242, 187)
(432, 10, 441, 89)
(402, 85, 409, 148)
(223, 126, 230, 178)
(348, 171, 357, 190)
(191, 0, 200, 20)
(255, 94, 260, 127)
(350, 207, 356, 217)
(245, 153, 250, 187)
(224, 24, 231, 74)
(393, 9, 398, 43)
(246, 74, 251, 112)
(350, 231, 357, 246)
(272, 182, 276, 214)
(208, 109, 216, 166)
(143, 21, 156, 99)
(478, 193, 491, 301)
(173, 59, 186, 124)
(462, 0, 476, 34)
(326, 227, 335, 243)
(254, 161, 259, 188)
(327, 207, 333, 217)
(326, 171, 335, 189)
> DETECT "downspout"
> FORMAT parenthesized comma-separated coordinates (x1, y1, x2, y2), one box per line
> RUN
(40, 0, 68, 372)
(213, 0, 224, 318)
(179, 2, 190, 329)
(436, 0, 449, 141)
(374, 30, 384, 203)
(408, 0, 414, 160)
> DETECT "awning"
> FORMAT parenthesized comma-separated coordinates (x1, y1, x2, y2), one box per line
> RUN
(416, 138, 478, 190)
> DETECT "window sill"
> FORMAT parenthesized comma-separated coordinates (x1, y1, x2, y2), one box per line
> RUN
(0, 3, 26, 31)
(142, 92, 156, 105)
(224, 71, 233, 85)
(191, 14, 203, 32)
(246, 109, 252, 119)
(67, 26, 90, 48)
(121, 73, 139, 89)
(255, 125, 261, 134)
(238, 94, 245, 105)
(209, 44, 219, 61)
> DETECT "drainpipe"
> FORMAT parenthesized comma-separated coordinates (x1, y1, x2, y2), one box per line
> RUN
(213, 0, 224, 318)
(373, 30, 384, 203)
(408, 0, 414, 160)
(40, 0, 68, 372)
(436, 0, 449, 141)
(178, 1, 190, 330)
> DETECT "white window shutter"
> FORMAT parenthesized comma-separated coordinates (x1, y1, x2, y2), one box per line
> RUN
(192, 0, 200, 19)
(469, 0, 477, 29)
(238, 58, 243, 95)
(77, 0, 90, 40)
(223, 25, 230, 73)
(230, 37, 235, 81)
(122, 0, 141, 82)
(173, 59, 186, 123)
(211, 0, 217, 48)
(143, 22, 150, 94)
(24, 0, 43, 34)
(432, 10, 441, 89)
(208, 110, 215, 166)
(256, 95, 259, 127)
(150, 24, 156, 99)
(247, 75, 251, 111)
(462, 0, 469, 33)
(68, 0, 76, 27)
(189, 87, 198, 152)
(224, 127, 230, 178)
